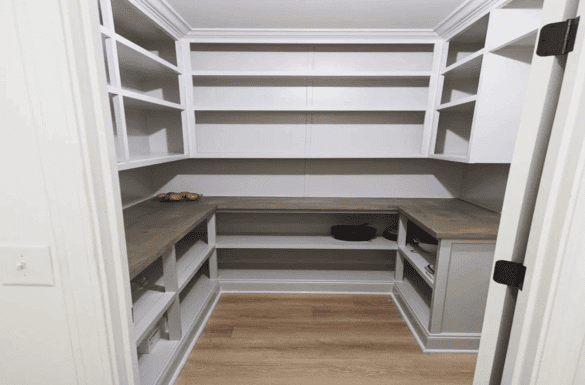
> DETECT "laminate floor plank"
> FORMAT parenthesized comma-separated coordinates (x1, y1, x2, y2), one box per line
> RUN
(175, 294, 476, 385)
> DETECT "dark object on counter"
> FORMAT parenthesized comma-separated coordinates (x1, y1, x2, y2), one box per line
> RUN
(382, 229, 398, 241)
(331, 224, 377, 242)
(159, 192, 202, 202)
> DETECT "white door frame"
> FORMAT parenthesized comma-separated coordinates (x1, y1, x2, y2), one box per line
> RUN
(474, 0, 583, 384)
(4, 0, 136, 383)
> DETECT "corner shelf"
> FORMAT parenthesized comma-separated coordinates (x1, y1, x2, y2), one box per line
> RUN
(177, 241, 215, 292)
(180, 274, 218, 332)
(398, 244, 435, 287)
(118, 153, 187, 171)
(133, 291, 176, 346)
(442, 50, 484, 78)
(216, 235, 398, 250)
(490, 29, 538, 53)
(108, 87, 183, 110)
(437, 96, 477, 112)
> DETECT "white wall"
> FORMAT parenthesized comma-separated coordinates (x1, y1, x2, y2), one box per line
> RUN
(119, 166, 157, 208)
(0, 2, 78, 382)
(460, 163, 510, 212)
(141, 158, 465, 198)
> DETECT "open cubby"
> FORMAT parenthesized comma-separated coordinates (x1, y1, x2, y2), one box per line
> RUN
(123, 100, 184, 161)
(446, 14, 489, 67)
(401, 259, 432, 326)
(175, 221, 214, 291)
(179, 259, 215, 332)
(190, 43, 435, 73)
(440, 76, 479, 105)
(433, 110, 473, 157)
(118, 43, 181, 104)
(111, 0, 177, 66)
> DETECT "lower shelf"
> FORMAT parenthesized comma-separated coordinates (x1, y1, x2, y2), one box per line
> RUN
(133, 292, 176, 346)
(395, 278, 431, 328)
(218, 269, 394, 282)
(138, 339, 180, 385)
(180, 275, 218, 332)
(216, 235, 397, 250)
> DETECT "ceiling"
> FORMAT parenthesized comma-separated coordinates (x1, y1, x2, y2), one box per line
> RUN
(165, 0, 469, 30)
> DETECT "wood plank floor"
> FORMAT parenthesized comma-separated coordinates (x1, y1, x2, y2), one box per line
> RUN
(175, 294, 477, 385)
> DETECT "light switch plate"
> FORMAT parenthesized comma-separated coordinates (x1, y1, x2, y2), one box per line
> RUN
(1, 245, 54, 286)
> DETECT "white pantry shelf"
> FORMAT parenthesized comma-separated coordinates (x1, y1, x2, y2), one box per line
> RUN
(218, 269, 395, 283)
(180, 275, 218, 332)
(437, 96, 477, 112)
(137, 339, 180, 385)
(191, 152, 428, 159)
(428, 153, 469, 163)
(490, 29, 538, 53)
(177, 242, 215, 292)
(193, 106, 428, 112)
(133, 291, 176, 346)
(108, 86, 184, 110)
(395, 280, 431, 327)
(116, 34, 180, 74)
(398, 245, 436, 287)
(118, 153, 187, 171)
(216, 235, 398, 250)
(442, 49, 484, 78)
(191, 70, 433, 78)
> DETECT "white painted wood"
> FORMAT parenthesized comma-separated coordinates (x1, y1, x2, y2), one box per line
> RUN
(398, 245, 436, 287)
(441, 77, 480, 104)
(218, 269, 394, 282)
(167, 0, 465, 29)
(460, 164, 510, 213)
(179, 274, 216, 332)
(473, 0, 580, 382)
(193, 105, 427, 112)
(395, 279, 431, 327)
(440, 242, 495, 333)
(111, 86, 184, 110)
(484, 8, 541, 49)
(191, 70, 434, 77)
(116, 35, 180, 74)
(216, 235, 397, 250)
(428, 239, 452, 334)
(433, 110, 473, 157)
(137, 339, 180, 385)
(175, 241, 214, 291)
(117, 153, 188, 171)
(220, 281, 394, 294)
(110, 94, 131, 162)
(133, 292, 176, 347)
(422, 41, 445, 156)
(161, 247, 182, 342)
(499, 0, 585, 382)
(490, 29, 538, 52)
(443, 49, 484, 77)
(437, 96, 477, 111)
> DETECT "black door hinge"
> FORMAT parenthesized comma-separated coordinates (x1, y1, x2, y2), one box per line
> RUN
(493, 260, 527, 290)
(537, 17, 580, 56)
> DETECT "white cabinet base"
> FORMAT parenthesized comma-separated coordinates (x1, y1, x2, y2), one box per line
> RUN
(392, 284, 481, 353)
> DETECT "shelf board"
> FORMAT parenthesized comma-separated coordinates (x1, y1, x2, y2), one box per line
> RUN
(398, 245, 435, 287)
(190, 152, 428, 159)
(395, 280, 431, 327)
(216, 235, 398, 250)
(108, 86, 184, 110)
(180, 275, 217, 332)
(133, 291, 176, 346)
(490, 29, 538, 53)
(116, 34, 180, 74)
(437, 96, 477, 112)
(177, 242, 215, 292)
(428, 153, 469, 163)
(192, 71, 433, 79)
(218, 269, 394, 282)
(118, 153, 188, 171)
(193, 106, 428, 112)
(137, 339, 179, 385)
(442, 49, 484, 78)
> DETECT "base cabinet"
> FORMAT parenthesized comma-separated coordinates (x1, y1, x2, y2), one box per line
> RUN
(394, 214, 495, 351)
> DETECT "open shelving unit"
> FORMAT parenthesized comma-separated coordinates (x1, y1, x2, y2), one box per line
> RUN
(188, 42, 441, 158)
(99, 0, 188, 171)
(430, 2, 542, 163)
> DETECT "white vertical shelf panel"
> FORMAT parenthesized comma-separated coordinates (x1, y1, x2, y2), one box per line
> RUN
(110, 94, 130, 162)
(180, 40, 196, 157)
(484, 8, 542, 49)
(422, 41, 445, 156)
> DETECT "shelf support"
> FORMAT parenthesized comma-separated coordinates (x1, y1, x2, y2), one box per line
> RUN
(161, 246, 182, 341)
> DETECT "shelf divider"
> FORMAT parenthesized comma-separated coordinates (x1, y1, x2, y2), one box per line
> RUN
(398, 245, 435, 287)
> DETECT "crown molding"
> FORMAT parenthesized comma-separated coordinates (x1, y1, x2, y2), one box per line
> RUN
(129, 0, 191, 39)
(184, 29, 440, 43)
(434, 0, 509, 40)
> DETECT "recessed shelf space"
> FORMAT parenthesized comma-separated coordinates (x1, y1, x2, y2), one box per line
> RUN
(216, 235, 397, 250)
(218, 268, 395, 283)
(396, 260, 432, 327)
(111, 0, 177, 65)
(443, 51, 483, 78)
(398, 245, 435, 287)
(179, 259, 216, 333)
(117, 42, 181, 104)
(437, 97, 476, 112)
(193, 76, 430, 111)
(130, 258, 176, 346)
(191, 43, 435, 73)
(445, 14, 489, 67)
(174, 223, 214, 291)
(490, 29, 538, 53)
(440, 75, 479, 105)
(137, 339, 179, 385)
(123, 99, 185, 168)
(433, 110, 473, 158)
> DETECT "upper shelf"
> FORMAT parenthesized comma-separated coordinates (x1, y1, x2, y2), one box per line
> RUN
(116, 35, 180, 74)
(216, 235, 398, 250)
(442, 50, 484, 78)
(193, 106, 428, 112)
(191, 71, 433, 78)
(490, 29, 538, 53)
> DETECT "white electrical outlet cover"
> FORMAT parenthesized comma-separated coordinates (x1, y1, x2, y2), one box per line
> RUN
(1, 245, 54, 286)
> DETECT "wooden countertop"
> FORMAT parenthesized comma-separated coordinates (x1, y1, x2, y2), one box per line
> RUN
(123, 199, 215, 279)
(123, 196, 500, 279)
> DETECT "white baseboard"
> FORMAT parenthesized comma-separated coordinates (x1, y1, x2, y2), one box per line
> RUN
(219, 280, 394, 294)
